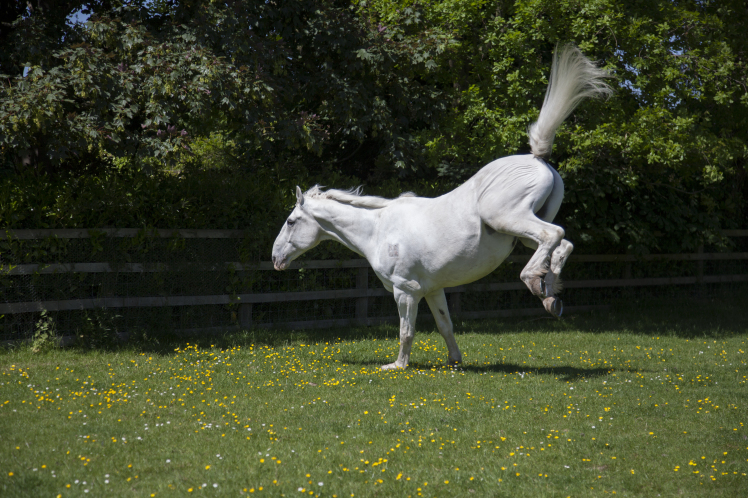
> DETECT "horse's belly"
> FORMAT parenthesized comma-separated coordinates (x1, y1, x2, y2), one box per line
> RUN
(373, 195, 519, 293)
(425, 232, 516, 289)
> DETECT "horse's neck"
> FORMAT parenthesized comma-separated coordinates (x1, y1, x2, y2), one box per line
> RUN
(310, 199, 378, 259)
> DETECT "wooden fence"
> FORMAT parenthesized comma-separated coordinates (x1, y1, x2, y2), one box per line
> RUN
(2, 229, 747, 331)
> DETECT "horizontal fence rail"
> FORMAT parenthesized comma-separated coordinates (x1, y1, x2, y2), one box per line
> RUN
(2, 259, 748, 315)
(5, 228, 748, 240)
(6, 252, 748, 276)
(6, 229, 748, 239)
(5, 228, 249, 239)
(2, 228, 747, 334)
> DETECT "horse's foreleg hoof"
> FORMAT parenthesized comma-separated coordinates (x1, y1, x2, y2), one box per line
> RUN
(381, 362, 406, 371)
(448, 357, 462, 366)
(543, 297, 563, 318)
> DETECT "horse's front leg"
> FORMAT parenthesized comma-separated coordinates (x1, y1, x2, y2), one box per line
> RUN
(425, 290, 462, 365)
(382, 288, 420, 370)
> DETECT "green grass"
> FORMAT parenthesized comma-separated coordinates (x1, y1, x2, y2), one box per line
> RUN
(1, 296, 747, 497)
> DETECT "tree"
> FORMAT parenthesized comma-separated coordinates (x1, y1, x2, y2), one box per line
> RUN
(1, 0, 746, 253)
(0, 1, 117, 79)
(0, 0, 447, 178)
(361, 0, 748, 252)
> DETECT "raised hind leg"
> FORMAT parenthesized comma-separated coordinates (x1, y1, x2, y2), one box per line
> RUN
(479, 156, 566, 317)
(505, 218, 565, 292)
(502, 217, 564, 316)
(519, 237, 571, 317)
(425, 290, 462, 365)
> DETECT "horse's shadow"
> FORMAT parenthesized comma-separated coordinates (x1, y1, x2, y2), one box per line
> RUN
(341, 357, 630, 382)
(457, 362, 624, 381)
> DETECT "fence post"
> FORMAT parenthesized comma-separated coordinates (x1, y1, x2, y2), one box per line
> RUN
(239, 303, 253, 330)
(356, 267, 369, 326)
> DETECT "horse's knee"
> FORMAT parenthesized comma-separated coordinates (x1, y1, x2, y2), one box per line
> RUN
(520, 227, 563, 250)
(399, 326, 415, 343)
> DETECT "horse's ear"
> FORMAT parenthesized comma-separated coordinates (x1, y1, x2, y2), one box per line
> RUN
(295, 186, 304, 206)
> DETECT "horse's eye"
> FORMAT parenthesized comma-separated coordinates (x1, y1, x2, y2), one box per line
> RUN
(287, 219, 295, 227)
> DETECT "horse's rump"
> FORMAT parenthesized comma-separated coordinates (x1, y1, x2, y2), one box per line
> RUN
(472, 154, 559, 227)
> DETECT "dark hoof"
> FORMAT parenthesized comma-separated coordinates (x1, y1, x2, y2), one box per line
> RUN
(543, 297, 563, 318)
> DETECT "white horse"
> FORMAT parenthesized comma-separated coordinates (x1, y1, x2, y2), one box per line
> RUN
(272, 45, 611, 370)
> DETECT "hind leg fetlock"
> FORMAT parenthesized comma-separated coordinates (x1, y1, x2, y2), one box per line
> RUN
(545, 239, 573, 295)
(521, 267, 549, 298)
(542, 272, 557, 296)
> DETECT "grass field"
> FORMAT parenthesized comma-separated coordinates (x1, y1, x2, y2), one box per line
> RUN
(1, 296, 747, 497)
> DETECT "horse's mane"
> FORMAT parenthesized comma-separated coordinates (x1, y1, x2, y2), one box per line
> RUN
(303, 185, 417, 209)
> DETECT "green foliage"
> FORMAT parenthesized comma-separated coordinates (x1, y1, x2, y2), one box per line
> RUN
(30, 310, 58, 353)
(0, 0, 447, 178)
(1, 3, 270, 171)
(360, 0, 748, 252)
(73, 309, 119, 349)
(0, 168, 291, 252)
(0, 0, 746, 253)
(0, 163, 458, 262)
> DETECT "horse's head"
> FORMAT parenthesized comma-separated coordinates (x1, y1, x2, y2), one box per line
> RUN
(272, 186, 323, 270)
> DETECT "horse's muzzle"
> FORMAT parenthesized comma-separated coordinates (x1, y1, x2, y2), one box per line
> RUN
(272, 255, 288, 271)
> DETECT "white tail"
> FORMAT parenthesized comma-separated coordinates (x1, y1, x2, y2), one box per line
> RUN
(528, 44, 612, 159)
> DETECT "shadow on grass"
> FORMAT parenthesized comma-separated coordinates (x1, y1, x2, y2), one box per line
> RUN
(336, 357, 629, 382)
(458, 362, 624, 381)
